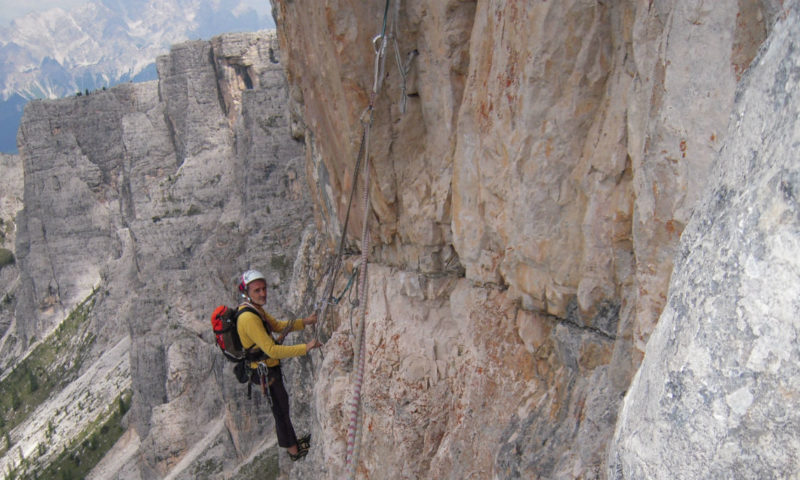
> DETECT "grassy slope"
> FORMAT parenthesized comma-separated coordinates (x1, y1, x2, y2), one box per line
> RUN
(0, 290, 132, 480)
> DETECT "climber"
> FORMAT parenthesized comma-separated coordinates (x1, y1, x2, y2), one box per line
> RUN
(237, 269, 322, 461)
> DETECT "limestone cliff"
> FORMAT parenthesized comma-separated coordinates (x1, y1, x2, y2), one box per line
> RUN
(0, 153, 22, 341)
(273, 0, 796, 478)
(1, 0, 799, 479)
(0, 155, 22, 249)
(610, 4, 800, 477)
(2, 31, 313, 479)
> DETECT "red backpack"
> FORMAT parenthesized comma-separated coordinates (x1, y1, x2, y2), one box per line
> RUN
(211, 303, 272, 383)
(211, 305, 251, 362)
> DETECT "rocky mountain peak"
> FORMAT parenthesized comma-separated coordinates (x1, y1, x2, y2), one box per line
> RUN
(0, 0, 273, 153)
(1, 30, 311, 478)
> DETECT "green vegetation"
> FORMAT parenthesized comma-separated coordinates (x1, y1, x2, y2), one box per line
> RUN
(5, 390, 132, 480)
(151, 208, 188, 223)
(0, 290, 98, 452)
(0, 248, 15, 269)
(228, 445, 279, 480)
(192, 458, 223, 477)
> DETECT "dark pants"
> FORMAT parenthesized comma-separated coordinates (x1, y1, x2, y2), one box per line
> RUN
(266, 366, 298, 448)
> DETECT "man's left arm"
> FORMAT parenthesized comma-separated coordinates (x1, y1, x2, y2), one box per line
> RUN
(270, 313, 317, 342)
(291, 312, 317, 331)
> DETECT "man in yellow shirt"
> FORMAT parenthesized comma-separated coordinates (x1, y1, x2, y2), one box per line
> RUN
(237, 269, 322, 461)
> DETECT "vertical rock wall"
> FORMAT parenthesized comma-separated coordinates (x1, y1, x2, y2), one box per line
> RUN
(0, 153, 22, 345)
(9, 31, 313, 479)
(273, 0, 787, 478)
(0, 154, 22, 250)
(275, 0, 777, 350)
(609, 3, 800, 477)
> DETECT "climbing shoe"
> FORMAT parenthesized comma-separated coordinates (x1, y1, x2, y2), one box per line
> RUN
(289, 448, 308, 462)
(298, 433, 311, 451)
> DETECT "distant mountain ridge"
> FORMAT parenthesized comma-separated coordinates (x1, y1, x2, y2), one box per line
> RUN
(0, 0, 274, 153)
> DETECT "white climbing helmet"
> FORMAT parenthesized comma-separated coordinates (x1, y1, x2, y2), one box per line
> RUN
(238, 269, 266, 293)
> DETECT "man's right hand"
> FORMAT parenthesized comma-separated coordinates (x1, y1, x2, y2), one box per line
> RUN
(306, 339, 322, 351)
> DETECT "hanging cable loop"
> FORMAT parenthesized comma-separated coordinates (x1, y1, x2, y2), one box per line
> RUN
(372, 34, 384, 54)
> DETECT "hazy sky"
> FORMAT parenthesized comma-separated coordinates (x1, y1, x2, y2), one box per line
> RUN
(0, 0, 272, 26)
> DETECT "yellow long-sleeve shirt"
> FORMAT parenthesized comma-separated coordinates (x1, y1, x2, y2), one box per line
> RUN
(237, 304, 307, 368)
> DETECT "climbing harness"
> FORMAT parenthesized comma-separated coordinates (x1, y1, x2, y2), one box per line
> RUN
(258, 363, 271, 405)
(245, 362, 275, 402)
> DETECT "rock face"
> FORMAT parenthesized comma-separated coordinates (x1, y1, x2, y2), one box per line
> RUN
(0, 153, 22, 340)
(0, 154, 22, 248)
(274, 0, 779, 361)
(609, 4, 800, 477)
(3, 0, 798, 479)
(5, 31, 312, 478)
(273, 0, 792, 478)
